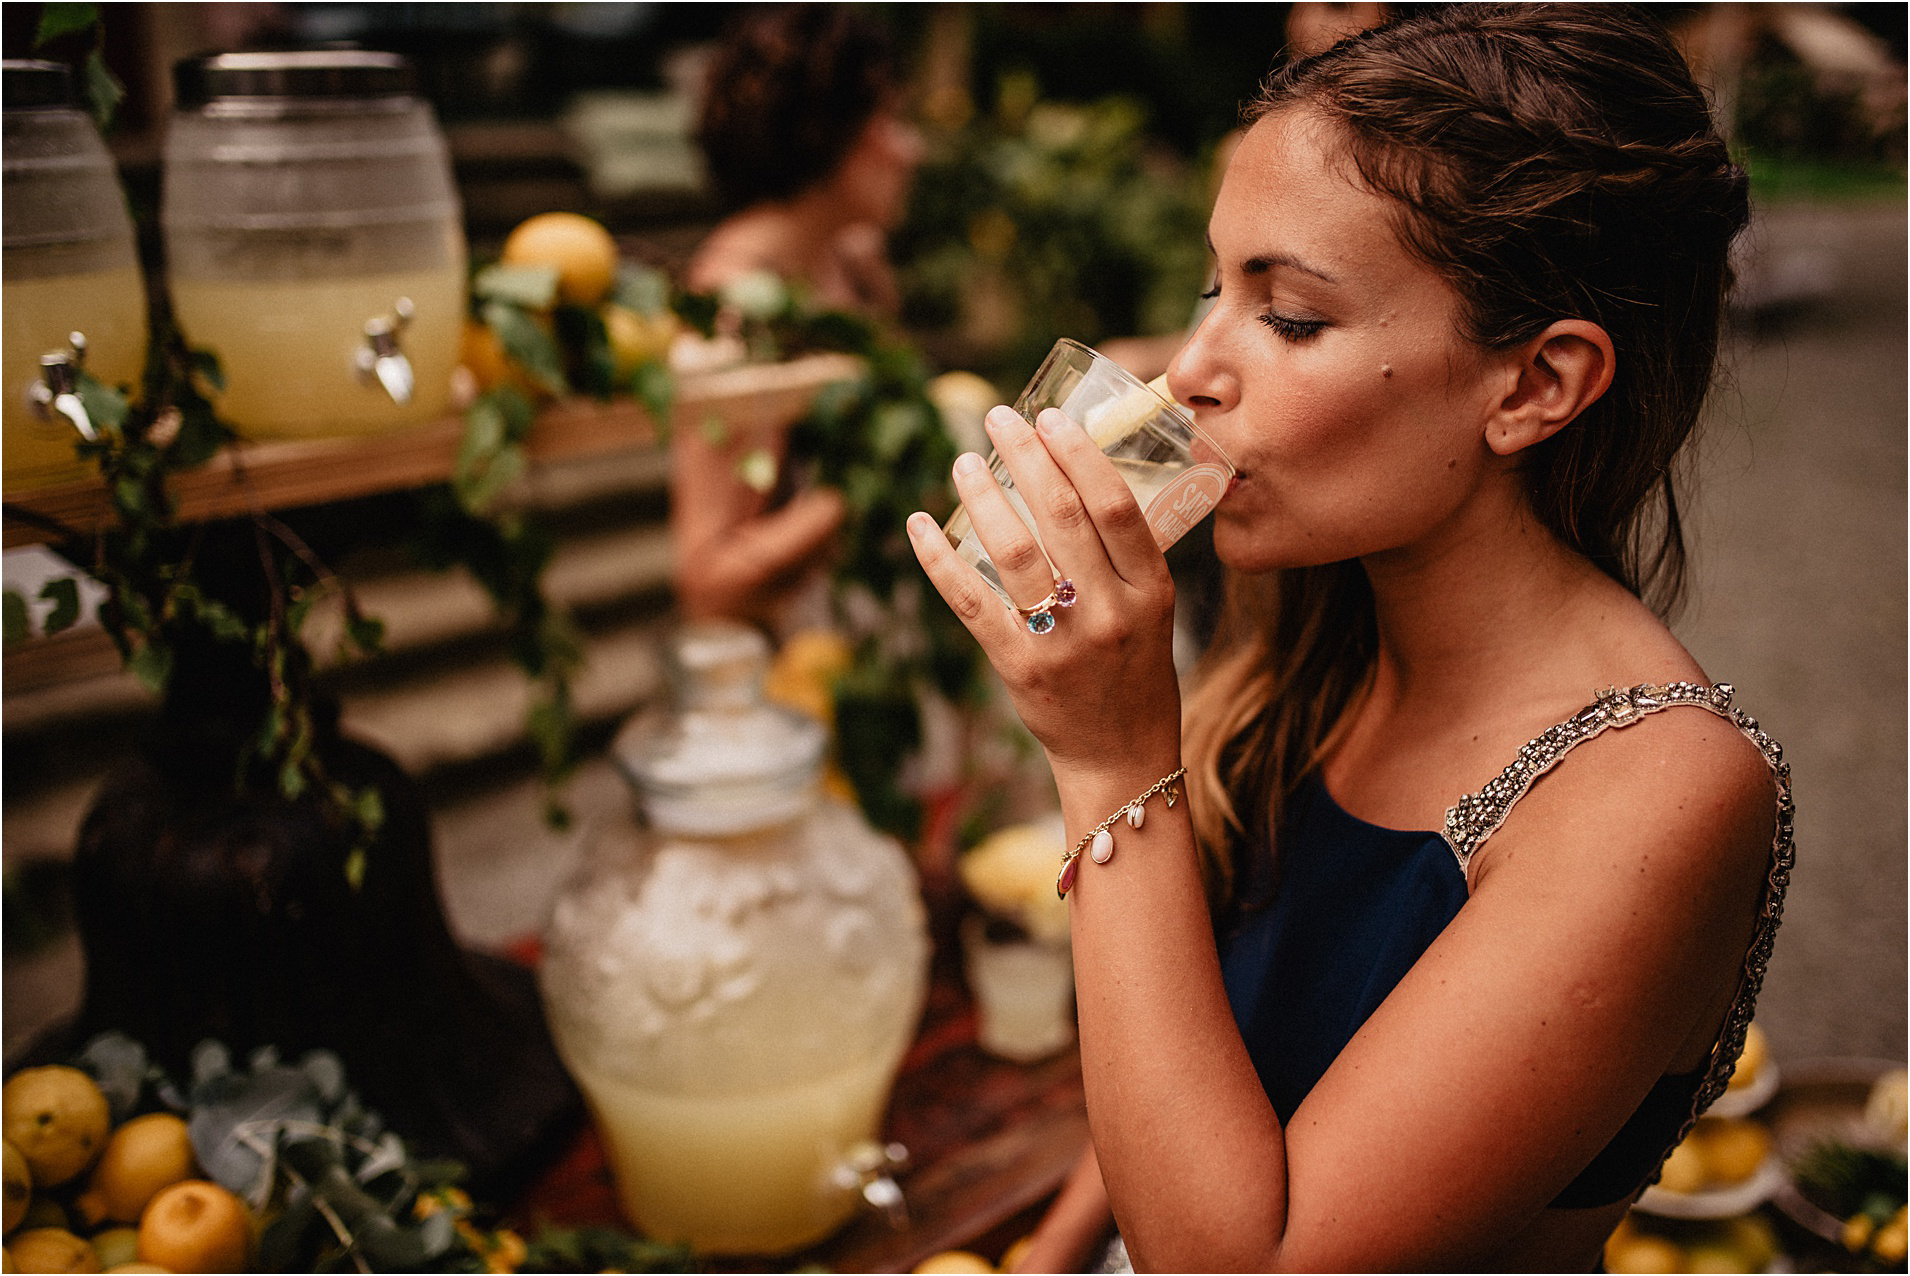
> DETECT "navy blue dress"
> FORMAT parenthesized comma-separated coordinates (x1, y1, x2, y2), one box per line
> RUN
(1217, 774, 1704, 1208)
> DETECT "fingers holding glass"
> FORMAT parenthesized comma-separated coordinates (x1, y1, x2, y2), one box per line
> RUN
(948, 449, 1067, 621)
(1028, 408, 1171, 590)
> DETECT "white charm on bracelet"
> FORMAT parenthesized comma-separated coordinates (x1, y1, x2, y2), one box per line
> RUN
(1089, 828, 1116, 864)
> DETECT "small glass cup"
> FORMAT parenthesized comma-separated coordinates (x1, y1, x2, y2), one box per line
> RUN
(942, 339, 1235, 606)
(961, 913, 1076, 1063)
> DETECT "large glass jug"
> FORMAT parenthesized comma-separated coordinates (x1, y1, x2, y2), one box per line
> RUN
(540, 623, 930, 1255)
(3, 60, 149, 494)
(161, 50, 465, 439)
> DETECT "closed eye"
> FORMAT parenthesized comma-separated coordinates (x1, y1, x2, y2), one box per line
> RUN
(1259, 311, 1327, 341)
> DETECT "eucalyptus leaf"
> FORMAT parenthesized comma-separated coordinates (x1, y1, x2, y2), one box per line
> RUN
(353, 1131, 406, 1185)
(189, 1061, 324, 1201)
(300, 1050, 347, 1107)
(77, 1031, 147, 1124)
(191, 1039, 232, 1089)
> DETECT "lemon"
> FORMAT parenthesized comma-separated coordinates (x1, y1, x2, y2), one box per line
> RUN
(84, 1233, 135, 1273)
(999, 1235, 1034, 1272)
(136, 1182, 249, 1275)
(82, 1115, 195, 1226)
(6, 1229, 98, 1274)
(912, 1251, 995, 1274)
(1605, 1233, 1685, 1273)
(502, 213, 618, 308)
(601, 304, 679, 376)
(1723, 1215, 1776, 1270)
(1864, 1068, 1908, 1143)
(1696, 1118, 1770, 1186)
(765, 630, 854, 725)
(2, 1070, 109, 1189)
(1684, 1241, 1751, 1273)
(1655, 1137, 1708, 1195)
(3, 1141, 28, 1235)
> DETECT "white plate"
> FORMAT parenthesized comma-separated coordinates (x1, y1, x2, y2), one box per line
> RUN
(1636, 1153, 1788, 1219)
(1708, 1060, 1781, 1118)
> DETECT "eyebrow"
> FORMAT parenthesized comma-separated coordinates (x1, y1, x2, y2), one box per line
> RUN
(1205, 233, 1339, 285)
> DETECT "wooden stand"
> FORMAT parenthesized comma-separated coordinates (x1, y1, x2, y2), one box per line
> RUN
(3, 353, 862, 546)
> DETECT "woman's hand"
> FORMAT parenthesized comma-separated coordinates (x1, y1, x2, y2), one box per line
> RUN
(907, 405, 1182, 784)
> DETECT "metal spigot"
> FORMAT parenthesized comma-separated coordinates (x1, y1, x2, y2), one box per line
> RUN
(28, 332, 97, 441)
(830, 1139, 910, 1229)
(355, 296, 416, 404)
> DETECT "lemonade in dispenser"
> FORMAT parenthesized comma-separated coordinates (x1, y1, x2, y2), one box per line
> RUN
(540, 622, 930, 1254)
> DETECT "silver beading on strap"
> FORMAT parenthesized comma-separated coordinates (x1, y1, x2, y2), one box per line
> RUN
(1014, 577, 1078, 636)
(1056, 766, 1186, 898)
(1438, 680, 1796, 1168)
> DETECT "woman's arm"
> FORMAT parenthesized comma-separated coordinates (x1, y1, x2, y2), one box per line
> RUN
(670, 415, 844, 623)
(908, 404, 1774, 1270)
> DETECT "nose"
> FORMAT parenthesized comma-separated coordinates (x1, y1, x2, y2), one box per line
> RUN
(1166, 308, 1239, 417)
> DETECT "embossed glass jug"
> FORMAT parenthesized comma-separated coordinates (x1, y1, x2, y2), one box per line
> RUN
(540, 622, 929, 1254)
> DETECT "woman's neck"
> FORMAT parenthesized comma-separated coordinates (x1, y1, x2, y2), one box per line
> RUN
(1357, 470, 1662, 717)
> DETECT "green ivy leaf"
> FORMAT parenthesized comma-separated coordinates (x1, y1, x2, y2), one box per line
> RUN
(630, 359, 674, 435)
(343, 847, 367, 892)
(343, 611, 385, 658)
(473, 263, 560, 311)
(3, 591, 31, 647)
(169, 402, 229, 466)
(34, 3, 97, 45)
(38, 577, 81, 635)
(127, 639, 172, 692)
(482, 301, 566, 396)
(187, 348, 226, 393)
(81, 48, 122, 132)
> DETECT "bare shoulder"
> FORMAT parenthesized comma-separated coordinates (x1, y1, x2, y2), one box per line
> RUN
(1472, 698, 1776, 904)
(684, 211, 785, 293)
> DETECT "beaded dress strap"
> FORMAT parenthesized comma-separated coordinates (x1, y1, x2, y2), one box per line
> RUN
(1440, 680, 1797, 1135)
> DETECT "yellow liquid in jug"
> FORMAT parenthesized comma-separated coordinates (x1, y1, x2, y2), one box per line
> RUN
(169, 266, 464, 439)
(567, 1050, 901, 1255)
(3, 266, 148, 494)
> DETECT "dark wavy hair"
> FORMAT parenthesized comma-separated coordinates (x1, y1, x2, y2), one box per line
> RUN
(695, 4, 898, 212)
(1184, 4, 1753, 905)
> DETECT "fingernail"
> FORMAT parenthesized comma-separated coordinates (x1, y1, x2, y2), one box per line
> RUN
(1035, 407, 1075, 436)
(985, 405, 1024, 432)
(954, 452, 985, 476)
(907, 511, 935, 535)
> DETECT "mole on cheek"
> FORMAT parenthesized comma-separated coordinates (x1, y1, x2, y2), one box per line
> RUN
(1447, 458, 1458, 469)
(1380, 363, 1394, 378)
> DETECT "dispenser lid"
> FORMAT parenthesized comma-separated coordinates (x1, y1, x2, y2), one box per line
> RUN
(3, 60, 76, 110)
(173, 49, 416, 108)
(612, 623, 829, 836)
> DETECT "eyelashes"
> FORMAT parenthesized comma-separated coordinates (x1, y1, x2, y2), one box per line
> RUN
(1258, 312, 1328, 341)
(1198, 283, 1328, 342)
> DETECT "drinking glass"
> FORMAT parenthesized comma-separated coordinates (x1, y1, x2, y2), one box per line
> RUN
(941, 339, 1234, 606)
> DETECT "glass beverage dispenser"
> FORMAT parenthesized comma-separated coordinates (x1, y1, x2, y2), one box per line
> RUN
(2, 59, 149, 494)
(540, 623, 930, 1255)
(162, 50, 465, 439)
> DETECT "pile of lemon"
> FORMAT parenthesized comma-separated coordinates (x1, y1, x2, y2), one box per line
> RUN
(1653, 1116, 1775, 1197)
(460, 212, 679, 400)
(1603, 1211, 1779, 1274)
(3, 1066, 249, 1273)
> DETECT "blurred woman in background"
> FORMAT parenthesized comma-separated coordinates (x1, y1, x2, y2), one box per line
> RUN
(673, 4, 923, 627)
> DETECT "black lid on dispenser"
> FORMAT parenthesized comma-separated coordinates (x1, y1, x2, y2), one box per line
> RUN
(173, 49, 416, 109)
(2, 60, 77, 110)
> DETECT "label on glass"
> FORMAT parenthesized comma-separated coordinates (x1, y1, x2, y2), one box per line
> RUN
(1144, 463, 1231, 550)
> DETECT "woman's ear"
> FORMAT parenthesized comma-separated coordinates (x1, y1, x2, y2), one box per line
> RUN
(1483, 320, 1615, 457)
